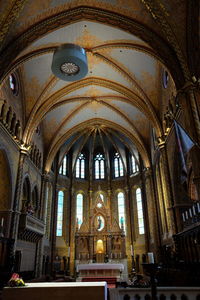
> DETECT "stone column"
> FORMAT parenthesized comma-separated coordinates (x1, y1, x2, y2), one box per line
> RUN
(10, 147, 30, 241)
(124, 186, 133, 271)
(89, 236, 94, 261)
(143, 168, 161, 259)
(36, 173, 50, 277)
(158, 140, 177, 235)
(185, 84, 200, 144)
(40, 172, 50, 221)
(107, 235, 112, 259)
(9, 146, 30, 272)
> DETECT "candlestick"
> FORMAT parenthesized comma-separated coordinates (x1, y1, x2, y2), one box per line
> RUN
(147, 252, 154, 264)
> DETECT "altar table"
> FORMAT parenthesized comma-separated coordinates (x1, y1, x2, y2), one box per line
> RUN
(3, 282, 107, 300)
(76, 263, 124, 279)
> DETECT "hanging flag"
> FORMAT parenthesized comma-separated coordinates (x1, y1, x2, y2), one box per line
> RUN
(174, 120, 195, 183)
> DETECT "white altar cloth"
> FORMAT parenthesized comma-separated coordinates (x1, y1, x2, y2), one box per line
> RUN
(3, 282, 107, 300)
(76, 263, 124, 272)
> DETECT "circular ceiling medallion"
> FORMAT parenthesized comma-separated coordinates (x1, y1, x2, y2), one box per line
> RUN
(60, 62, 79, 75)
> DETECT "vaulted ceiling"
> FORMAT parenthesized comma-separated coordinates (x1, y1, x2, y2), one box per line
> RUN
(0, 0, 198, 171)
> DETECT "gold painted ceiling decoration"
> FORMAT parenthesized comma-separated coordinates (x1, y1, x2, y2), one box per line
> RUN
(0, 0, 194, 171)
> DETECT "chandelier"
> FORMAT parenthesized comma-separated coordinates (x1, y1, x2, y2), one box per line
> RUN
(51, 44, 88, 81)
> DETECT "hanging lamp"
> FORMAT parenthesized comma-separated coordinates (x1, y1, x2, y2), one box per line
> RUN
(51, 44, 88, 81)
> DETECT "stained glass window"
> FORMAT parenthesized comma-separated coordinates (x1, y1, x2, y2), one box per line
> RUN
(118, 192, 126, 233)
(94, 153, 105, 179)
(76, 153, 85, 178)
(76, 193, 83, 229)
(56, 190, 64, 236)
(131, 155, 139, 173)
(136, 188, 145, 234)
(9, 74, 18, 95)
(114, 153, 124, 177)
(59, 155, 67, 175)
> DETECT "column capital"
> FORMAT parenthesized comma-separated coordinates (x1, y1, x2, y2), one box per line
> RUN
(42, 171, 50, 181)
(143, 167, 152, 177)
(157, 137, 166, 149)
(20, 143, 31, 155)
(124, 186, 129, 193)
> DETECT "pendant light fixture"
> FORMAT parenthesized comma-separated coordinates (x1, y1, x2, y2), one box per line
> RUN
(51, 43, 88, 81)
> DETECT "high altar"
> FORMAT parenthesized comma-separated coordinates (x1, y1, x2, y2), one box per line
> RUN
(75, 194, 127, 279)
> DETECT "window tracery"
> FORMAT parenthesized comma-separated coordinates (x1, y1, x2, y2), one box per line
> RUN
(59, 155, 67, 176)
(76, 153, 85, 179)
(94, 153, 105, 179)
(114, 152, 124, 178)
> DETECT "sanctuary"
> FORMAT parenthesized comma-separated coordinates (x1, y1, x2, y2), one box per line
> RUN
(0, 0, 200, 292)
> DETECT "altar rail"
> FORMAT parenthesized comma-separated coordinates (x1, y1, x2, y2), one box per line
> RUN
(109, 287, 200, 300)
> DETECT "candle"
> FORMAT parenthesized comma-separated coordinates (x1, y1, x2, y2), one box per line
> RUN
(193, 205, 196, 215)
(111, 253, 112, 259)
(185, 211, 188, 219)
(130, 245, 133, 256)
(197, 203, 200, 213)
(147, 252, 154, 264)
(189, 208, 192, 218)
(1, 218, 4, 227)
(182, 213, 185, 222)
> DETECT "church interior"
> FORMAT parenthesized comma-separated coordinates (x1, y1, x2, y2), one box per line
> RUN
(0, 0, 200, 298)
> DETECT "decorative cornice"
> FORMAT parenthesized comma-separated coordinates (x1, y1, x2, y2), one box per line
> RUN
(0, 6, 185, 88)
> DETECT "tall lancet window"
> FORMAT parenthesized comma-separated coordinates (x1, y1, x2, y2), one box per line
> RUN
(94, 153, 105, 179)
(136, 187, 145, 234)
(131, 155, 139, 173)
(56, 190, 64, 236)
(117, 192, 126, 233)
(114, 152, 124, 177)
(76, 153, 85, 179)
(76, 193, 83, 229)
(59, 155, 67, 175)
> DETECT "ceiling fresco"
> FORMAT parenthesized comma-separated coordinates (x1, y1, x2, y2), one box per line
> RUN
(0, 0, 193, 170)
